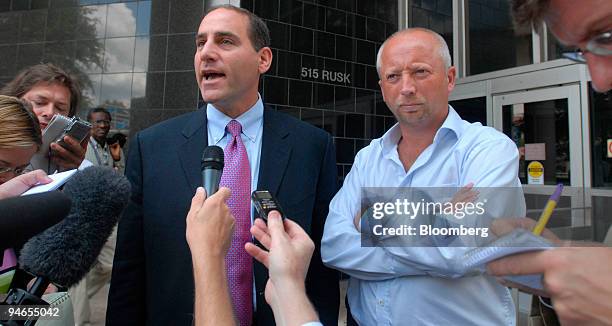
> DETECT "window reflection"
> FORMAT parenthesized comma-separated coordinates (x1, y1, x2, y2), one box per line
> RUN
(450, 97, 486, 125)
(107, 107, 130, 132)
(467, 0, 532, 75)
(79, 5, 107, 39)
(134, 36, 150, 72)
(79, 73, 102, 115)
(131, 72, 146, 103)
(590, 86, 612, 188)
(104, 37, 135, 73)
(100, 73, 133, 109)
(136, 1, 152, 36)
(76, 39, 104, 73)
(106, 2, 138, 38)
(410, 0, 453, 59)
(503, 100, 570, 185)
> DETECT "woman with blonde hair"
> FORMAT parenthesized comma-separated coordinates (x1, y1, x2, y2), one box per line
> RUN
(0, 95, 44, 185)
(0, 95, 69, 326)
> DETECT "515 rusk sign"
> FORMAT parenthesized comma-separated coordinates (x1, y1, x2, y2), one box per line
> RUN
(301, 67, 351, 84)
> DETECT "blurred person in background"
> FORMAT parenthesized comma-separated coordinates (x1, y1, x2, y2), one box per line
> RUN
(84, 107, 125, 173)
(107, 132, 127, 173)
(68, 107, 123, 326)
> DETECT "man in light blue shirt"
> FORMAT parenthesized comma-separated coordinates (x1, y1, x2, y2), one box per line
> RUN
(321, 28, 525, 325)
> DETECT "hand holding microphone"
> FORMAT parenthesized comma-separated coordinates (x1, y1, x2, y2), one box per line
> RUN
(189, 145, 234, 259)
(186, 187, 234, 260)
(188, 145, 239, 326)
(189, 145, 320, 326)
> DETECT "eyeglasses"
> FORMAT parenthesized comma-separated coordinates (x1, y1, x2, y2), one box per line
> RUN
(93, 120, 111, 126)
(562, 31, 612, 63)
(0, 164, 29, 176)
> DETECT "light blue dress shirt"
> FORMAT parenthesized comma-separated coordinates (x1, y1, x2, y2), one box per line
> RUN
(206, 97, 264, 220)
(322, 107, 525, 325)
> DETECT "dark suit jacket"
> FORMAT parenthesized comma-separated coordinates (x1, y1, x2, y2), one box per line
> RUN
(106, 107, 339, 325)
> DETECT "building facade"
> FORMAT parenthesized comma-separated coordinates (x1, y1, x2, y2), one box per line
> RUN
(1, 0, 610, 264)
(1, 0, 611, 323)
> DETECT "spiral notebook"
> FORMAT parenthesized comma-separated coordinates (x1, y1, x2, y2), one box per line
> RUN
(455, 229, 554, 290)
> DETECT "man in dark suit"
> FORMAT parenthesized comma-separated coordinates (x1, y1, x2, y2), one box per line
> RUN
(106, 5, 339, 326)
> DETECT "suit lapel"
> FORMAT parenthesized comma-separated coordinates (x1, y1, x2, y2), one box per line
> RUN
(178, 109, 208, 190)
(257, 109, 291, 196)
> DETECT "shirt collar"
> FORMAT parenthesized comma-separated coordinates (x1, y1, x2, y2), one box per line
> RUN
(206, 94, 264, 145)
(379, 105, 464, 154)
(380, 122, 402, 155)
(433, 105, 464, 143)
(90, 137, 106, 149)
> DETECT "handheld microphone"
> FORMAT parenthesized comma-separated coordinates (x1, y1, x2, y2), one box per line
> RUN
(0, 191, 71, 251)
(3, 166, 130, 311)
(201, 145, 224, 196)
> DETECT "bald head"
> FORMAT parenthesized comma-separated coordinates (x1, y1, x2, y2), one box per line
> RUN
(376, 28, 452, 77)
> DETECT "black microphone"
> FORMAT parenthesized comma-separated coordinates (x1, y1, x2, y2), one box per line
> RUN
(0, 191, 71, 251)
(3, 166, 130, 311)
(201, 145, 224, 196)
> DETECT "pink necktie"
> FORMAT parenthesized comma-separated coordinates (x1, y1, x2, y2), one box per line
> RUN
(219, 120, 253, 326)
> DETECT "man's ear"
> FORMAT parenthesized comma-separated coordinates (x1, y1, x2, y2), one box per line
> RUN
(447, 66, 456, 93)
(378, 79, 387, 102)
(258, 47, 273, 74)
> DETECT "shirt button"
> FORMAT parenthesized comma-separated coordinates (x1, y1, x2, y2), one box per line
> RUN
(378, 300, 384, 306)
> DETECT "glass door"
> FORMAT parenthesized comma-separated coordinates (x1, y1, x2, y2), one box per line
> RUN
(492, 85, 588, 229)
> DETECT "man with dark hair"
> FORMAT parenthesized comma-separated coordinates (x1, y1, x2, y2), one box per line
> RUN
(83, 107, 122, 170)
(487, 1, 612, 325)
(207, 5, 271, 52)
(107, 5, 339, 325)
(1, 63, 87, 172)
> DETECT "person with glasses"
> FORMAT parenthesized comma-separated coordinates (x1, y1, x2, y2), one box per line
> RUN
(487, 1, 612, 325)
(0, 94, 52, 201)
(0, 95, 75, 326)
(0, 94, 49, 294)
(1, 63, 88, 173)
(84, 107, 124, 172)
(511, 0, 611, 92)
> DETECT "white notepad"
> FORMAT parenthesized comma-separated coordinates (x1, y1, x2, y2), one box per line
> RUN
(21, 169, 78, 196)
(456, 229, 554, 290)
